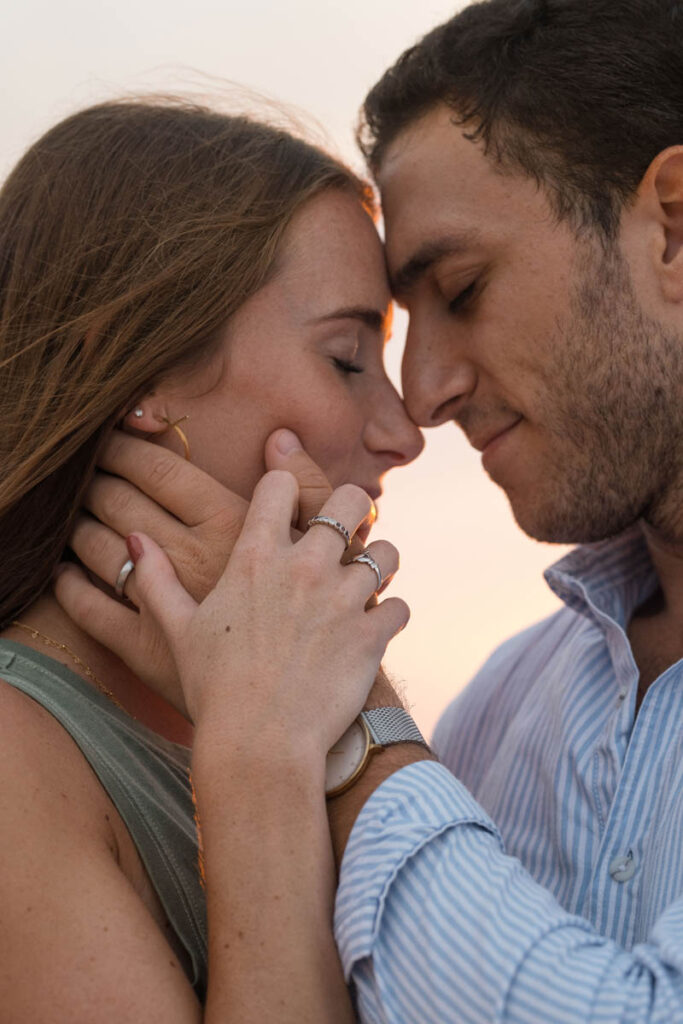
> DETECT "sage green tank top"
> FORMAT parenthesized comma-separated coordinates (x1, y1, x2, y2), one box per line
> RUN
(0, 640, 207, 999)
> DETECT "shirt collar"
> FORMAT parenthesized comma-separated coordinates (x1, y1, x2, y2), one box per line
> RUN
(544, 523, 659, 631)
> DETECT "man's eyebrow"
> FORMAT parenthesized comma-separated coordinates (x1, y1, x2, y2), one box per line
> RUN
(391, 232, 481, 296)
(308, 306, 387, 332)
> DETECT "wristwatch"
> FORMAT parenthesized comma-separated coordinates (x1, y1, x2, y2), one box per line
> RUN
(325, 707, 429, 798)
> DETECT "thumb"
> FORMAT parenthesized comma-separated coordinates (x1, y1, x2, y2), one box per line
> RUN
(264, 429, 333, 530)
(126, 533, 198, 649)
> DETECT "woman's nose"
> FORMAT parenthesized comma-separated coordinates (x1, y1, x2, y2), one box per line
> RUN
(364, 380, 425, 468)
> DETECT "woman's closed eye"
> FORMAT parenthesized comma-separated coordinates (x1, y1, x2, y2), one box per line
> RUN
(332, 355, 364, 375)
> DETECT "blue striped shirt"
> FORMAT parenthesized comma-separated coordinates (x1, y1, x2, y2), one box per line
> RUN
(335, 525, 683, 1022)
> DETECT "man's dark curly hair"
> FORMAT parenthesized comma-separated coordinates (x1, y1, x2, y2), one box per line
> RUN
(360, 0, 683, 239)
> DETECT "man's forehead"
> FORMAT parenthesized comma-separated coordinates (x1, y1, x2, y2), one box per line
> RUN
(377, 107, 554, 279)
(378, 107, 496, 255)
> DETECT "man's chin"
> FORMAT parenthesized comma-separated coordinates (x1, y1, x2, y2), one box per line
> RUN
(506, 492, 641, 546)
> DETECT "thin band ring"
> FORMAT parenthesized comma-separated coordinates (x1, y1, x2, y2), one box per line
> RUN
(114, 558, 135, 598)
(349, 550, 383, 593)
(306, 515, 351, 550)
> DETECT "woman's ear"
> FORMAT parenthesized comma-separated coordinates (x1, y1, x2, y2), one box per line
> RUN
(642, 147, 683, 301)
(120, 401, 192, 461)
(120, 401, 167, 434)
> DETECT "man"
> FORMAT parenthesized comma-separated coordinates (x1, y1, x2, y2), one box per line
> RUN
(325, 1, 683, 1019)
(61, 0, 683, 1019)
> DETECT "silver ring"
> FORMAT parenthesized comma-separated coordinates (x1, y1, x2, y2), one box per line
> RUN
(306, 515, 351, 550)
(349, 551, 383, 593)
(114, 558, 135, 598)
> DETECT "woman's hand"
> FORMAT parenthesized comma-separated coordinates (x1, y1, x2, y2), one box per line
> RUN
(127, 471, 408, 753)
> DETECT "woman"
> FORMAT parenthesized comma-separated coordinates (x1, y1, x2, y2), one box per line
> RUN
(0, 99, 423, 1021)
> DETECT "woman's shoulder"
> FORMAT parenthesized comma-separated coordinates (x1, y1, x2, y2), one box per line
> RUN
(0, 674, 118, 849)
(0, 675, 200, 1018)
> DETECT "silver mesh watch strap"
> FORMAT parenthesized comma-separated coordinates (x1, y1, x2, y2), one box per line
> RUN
(360, 706, 428, 748)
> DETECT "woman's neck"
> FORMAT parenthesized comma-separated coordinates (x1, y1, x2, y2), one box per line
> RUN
(2, 593, 193, 747)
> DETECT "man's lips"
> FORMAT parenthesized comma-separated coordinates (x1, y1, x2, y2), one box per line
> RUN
(466, 416, 523, 454)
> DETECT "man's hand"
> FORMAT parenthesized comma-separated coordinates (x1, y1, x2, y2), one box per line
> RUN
(55, 428, 368, 714)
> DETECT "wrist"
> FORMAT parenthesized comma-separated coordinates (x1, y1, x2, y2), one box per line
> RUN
(327, 742, 435, 864)
(192, 723, 325, 801)
(363, 666, 406, 710)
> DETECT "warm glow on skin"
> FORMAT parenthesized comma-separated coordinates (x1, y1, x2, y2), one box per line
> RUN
(3, 0, 566, 734)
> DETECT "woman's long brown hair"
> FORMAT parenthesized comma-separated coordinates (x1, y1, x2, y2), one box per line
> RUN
(0, 99, 373, 627)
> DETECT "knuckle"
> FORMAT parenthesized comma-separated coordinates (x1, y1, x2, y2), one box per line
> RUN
(260, 469, 297, 497)
(69, 583, 98, 625)
(96, 480, 134, 520)
(83, 528, 116, 565)
(334, 482, 370, 508)
(206, 505, 246, 541)
(292, 550, 322, 587)
(169, 543, 218, 599)
(235, 538, 264, 566)
(147, 451, 182, 489)
(301, 476, 332, 500)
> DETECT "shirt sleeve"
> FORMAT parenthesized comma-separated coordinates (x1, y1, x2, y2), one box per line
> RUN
(334, 762, 683, 1024)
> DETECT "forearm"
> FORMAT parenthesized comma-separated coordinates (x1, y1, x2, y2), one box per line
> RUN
(327, 668, 436, 866)
(336, 761, 683, 1024)
(192, 734, 354, 1024)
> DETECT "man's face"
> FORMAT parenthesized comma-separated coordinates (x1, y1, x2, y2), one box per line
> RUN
(379, 104, 682, 544)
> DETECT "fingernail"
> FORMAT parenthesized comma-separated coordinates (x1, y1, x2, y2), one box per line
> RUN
(126, 534, 144, 563)
(274, 429, 302, 455)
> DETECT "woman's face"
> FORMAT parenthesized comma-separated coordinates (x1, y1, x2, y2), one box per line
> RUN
(143, 190, 424, 500)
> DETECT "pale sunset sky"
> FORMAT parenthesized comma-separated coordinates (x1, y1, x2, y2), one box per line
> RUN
(1, 0, 568, 737)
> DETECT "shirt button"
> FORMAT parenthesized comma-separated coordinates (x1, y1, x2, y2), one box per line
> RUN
(609, 851, 636, 882)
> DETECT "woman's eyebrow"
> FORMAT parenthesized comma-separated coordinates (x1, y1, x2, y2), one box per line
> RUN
(308, 306, 387, 332)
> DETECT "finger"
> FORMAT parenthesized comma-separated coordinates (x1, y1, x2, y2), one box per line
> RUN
(85, 472, 186, 548)
(84, 471, 245, 604)
(303, 483, 375, 557)
(100, 430, 248, 527)
(355, 510, 377, 547)
(234, 470, 299, 550)
(54, 563, 142, 649)
(127, 533, 197, 643)
(367, 596, 411, 644)
(345, 539, 399, 599)
(264, 430, 334, 530)
(69, 514, 141, 606)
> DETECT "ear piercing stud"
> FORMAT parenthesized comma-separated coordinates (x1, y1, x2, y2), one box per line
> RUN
(133, 408, 144, 418)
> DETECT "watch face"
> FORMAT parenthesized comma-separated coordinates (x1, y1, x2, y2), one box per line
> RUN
(325, 719, 368, 795)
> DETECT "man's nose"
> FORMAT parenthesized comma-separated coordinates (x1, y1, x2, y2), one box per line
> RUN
(401, 321, 476, 428)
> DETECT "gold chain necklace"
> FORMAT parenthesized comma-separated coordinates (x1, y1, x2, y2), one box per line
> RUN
(11, 620, 126, 713)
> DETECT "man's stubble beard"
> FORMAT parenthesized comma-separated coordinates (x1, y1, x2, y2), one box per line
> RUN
(509, 239, 683, 545)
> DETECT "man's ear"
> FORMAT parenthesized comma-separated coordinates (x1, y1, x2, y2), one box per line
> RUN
(640, 146, 683, 300)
